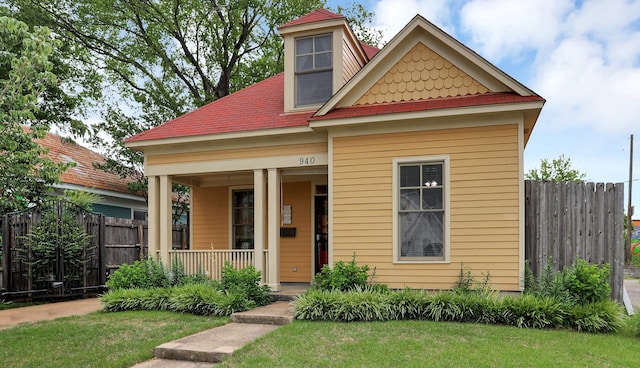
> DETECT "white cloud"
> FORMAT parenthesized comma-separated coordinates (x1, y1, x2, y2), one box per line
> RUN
(372, 0, 454, 41)
(459, 0, 572, 61)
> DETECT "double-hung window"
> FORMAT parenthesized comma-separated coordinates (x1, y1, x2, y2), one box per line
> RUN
(395, 157, 449, 262)
(232, 190, 254, 249)
(295, 34, 332, 107)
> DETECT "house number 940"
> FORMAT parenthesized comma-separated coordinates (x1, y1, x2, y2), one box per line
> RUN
(299, 156, 316, 165)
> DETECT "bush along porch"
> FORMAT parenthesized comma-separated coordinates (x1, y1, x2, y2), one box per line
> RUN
(294, 257, 630, 334)
(100, 259, 270, 316)
(100, 256, 637, 336)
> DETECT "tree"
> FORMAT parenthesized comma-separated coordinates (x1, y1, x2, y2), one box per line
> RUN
(525, 154, 587, 182)
(7, 0, 381, 207)
(0, 16, 72, 214)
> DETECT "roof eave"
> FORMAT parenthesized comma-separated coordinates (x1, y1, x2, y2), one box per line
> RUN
(125, 125, 316, 151)
(309, 100, 545, 129)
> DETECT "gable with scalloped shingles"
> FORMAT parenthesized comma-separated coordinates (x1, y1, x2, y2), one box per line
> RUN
(355, 42, 489, 105)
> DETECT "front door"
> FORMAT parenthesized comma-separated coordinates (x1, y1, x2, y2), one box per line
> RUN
(314, 195, 328, 274)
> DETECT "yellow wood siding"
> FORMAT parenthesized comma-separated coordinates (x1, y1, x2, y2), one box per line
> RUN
(280, 181, 313, 282)
(147, 142, 327, 166)
(342, 36, 363, 84)
(331, 124, 521, 291)
(192, 186, 229, 250)
(355, 42, 490, 105)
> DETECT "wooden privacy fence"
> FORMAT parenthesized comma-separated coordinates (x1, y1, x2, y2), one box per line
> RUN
(103, 217, 188, 274)
(525, 180, 625, 301)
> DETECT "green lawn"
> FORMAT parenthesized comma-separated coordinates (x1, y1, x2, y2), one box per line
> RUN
(1, 311, 638, 367)
(0, 311, 228, 368)
(220, 320, 639, 368)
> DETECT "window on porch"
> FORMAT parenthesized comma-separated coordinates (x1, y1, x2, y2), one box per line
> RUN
(232, 189, 254, 249)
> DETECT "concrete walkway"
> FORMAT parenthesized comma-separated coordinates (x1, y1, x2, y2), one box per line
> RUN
(0, 298, 103, 330)
(132, 301, 294, 367)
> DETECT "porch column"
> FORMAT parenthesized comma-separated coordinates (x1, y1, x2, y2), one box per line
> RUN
(147, 176, 160, 260)
(253, 169, 266, 283)
(267, 168, 281, 290)
(159, 175, 173, 266)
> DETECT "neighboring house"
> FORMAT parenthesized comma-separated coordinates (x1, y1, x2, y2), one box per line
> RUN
(125, 9, 544, 291)
(35, 130, 148, 220)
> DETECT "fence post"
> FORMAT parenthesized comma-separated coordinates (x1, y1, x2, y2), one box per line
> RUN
(137, 224, 144, 260)
(99, 214, 107, 286)
(2, 215, 9, 291)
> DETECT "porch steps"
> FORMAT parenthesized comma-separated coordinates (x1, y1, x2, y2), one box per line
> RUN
(140, 301, 294, 366)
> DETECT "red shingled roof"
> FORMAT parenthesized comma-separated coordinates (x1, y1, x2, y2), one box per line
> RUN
(311, 93, 545, 121)
(279, 8, 344, 29)
(33, 130, 134, 195)
(360, 42, 380, 59)
(126, 73, 312, 143)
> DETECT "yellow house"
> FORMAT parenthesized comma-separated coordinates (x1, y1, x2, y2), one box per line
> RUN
(125, 9, 544, 292)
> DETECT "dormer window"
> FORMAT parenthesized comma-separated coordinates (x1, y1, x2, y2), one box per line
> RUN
(295, 34, 332, 106)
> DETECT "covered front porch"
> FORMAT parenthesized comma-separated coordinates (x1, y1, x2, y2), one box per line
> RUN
(146, 166, 328, 291)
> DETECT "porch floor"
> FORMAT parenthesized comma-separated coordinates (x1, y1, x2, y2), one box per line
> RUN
(271, 283, 309, 301)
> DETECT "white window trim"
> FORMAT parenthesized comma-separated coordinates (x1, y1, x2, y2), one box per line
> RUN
(392, 155, 451, 264)
(228, 185, 254, 250)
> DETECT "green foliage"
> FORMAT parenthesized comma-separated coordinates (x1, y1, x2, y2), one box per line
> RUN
(312, 254, 371, 292)
(219, 262, 272, 307)
(0, 16, 73, 214)
(524, 258, 576, 304)
(62, 189, 102, 212)
(106, 258, 209, 290)
(18, 202, 94, 284)
(626, 312, 640, 337)
(525, 258, 611, 305)
(293, 288, 626, 333)
(525, 154, 586, 182)
(102, 261, 271, 316)
(564, 259, 611, 304)
(100, 281, 262, 317)
(6, 1, 378, 210)
(567, 300, 627, 333)
(453, 263, 493, 295)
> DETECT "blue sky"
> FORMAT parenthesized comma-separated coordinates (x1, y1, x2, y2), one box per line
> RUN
(327, 0, 640, 216)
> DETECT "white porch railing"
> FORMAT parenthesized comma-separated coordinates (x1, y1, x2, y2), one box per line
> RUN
(169, 249, 270, 282)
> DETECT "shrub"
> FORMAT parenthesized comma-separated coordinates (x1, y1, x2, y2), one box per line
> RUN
(626, 312, 640, 337)
(100, 287, 171, 312)
(500, 294, 566, 329)
(106, 258, 208, 290)
(312, 254, 370, 292)
(294, 287, 626, 333)
(453, 264, 493, 296)
(567, 300, 626, 333)
(168, 284, 221, 315)
(564, 259, 611, 304)
(218, 262, 271, 307)
(524, 258, 610, 305)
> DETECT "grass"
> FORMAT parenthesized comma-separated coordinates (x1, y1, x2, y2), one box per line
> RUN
(0, 310, 228, 368)
(0, 300, 48, 311)
(219, 320, 639, 367)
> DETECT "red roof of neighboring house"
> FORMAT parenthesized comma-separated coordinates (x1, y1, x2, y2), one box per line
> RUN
(279, 8, 344, 29)
(126, 73, 313, 142)
(360, 42, 380, 59)
(311, 93, 545, 121)
(34, 130, 133, 195)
